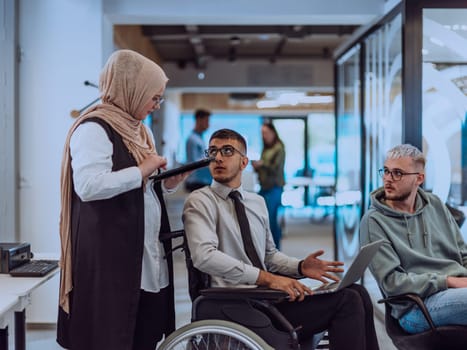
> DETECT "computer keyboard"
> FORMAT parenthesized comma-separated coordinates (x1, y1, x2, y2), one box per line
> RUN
(9, 259, 59, 277)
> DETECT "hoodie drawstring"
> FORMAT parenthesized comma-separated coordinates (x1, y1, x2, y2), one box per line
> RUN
(404, 216, 414, 248)
(422, 213, 428, 248)
(404, 214, 428, 248)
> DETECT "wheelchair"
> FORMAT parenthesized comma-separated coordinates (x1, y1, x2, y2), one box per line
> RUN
(159, 319, 274, 349)
(158, 230, 329, 350)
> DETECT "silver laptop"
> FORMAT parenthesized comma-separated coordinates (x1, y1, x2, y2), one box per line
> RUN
(310, 239, 384, 295)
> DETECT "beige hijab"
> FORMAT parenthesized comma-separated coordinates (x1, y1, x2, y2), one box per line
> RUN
(59, 50, 168, 313)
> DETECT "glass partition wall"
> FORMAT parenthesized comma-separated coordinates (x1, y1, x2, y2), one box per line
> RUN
(363, 14, 403, 211)
(335, 46, 363, 262)
(335, 10, 403, 263)
(334, 0, 467, 275)
(422, 8, 467, 207)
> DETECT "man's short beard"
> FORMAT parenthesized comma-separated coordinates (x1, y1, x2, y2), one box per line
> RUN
(384, 189, 411, 202)
(214, 174, 235, 184)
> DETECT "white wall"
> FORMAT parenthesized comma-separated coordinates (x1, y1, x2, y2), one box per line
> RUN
(0, 0, 18, 242)
(18, 0, 104, 322)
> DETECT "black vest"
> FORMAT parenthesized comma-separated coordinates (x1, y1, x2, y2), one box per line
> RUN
(57, 118, 175, 350)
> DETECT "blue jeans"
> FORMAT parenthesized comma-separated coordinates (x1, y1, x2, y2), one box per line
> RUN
(259, 186, 283, 249)
(399, 288, 467, 333)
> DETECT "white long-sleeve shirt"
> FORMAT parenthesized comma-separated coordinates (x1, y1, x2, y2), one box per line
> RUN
(70, 121, 169, 292)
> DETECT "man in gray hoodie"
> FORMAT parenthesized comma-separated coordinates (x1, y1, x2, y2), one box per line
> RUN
(360, 143, 467, 334)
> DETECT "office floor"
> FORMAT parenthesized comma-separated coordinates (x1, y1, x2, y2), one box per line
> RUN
(25, 192, 396, 350)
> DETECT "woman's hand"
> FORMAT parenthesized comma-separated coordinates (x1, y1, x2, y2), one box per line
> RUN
(301, 250, 344, 284)
(138, 154, 167, 179)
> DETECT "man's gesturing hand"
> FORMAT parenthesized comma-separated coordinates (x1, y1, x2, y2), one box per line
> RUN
(301, 250, 344, 283)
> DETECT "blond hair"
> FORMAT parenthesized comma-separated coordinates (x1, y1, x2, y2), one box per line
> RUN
(386, 144, 426, 169)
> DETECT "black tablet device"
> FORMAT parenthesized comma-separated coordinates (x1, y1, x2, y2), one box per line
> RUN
(149, 157, 214, 182)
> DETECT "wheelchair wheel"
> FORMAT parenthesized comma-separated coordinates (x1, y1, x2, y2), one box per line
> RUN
(158, 319, 274, 350)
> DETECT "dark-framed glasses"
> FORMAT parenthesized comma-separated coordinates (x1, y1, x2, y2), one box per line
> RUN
(204, 145, 245, 158)
(378, 168, 420, 181)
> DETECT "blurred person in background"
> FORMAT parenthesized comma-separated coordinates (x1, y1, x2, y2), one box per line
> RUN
(252, 122, 285, 249)
(185, 109, 212, 192)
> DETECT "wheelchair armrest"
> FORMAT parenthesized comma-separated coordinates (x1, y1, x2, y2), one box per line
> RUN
(378, 293, 436, 330)
(199, 287, 289, 302)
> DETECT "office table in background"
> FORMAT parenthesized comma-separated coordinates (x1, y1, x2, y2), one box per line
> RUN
(0, 295, 20, 350)
(0, 267, 59, 350)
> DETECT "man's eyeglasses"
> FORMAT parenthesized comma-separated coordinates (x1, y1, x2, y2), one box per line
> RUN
(204, 145, 245, 158)
(378, 168, 420, 181)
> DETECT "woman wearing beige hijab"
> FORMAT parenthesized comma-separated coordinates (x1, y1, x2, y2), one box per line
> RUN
(57, 50, 185, 350)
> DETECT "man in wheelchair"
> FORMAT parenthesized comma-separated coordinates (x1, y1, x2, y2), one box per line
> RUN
(183, 128, 380, 350)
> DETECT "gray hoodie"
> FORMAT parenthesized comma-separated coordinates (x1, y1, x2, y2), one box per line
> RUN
(360, 187, 467, 318)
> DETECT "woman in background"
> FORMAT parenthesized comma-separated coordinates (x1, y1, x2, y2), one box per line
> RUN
(57, 49, 187, 350)
(252, 122, 286, 249)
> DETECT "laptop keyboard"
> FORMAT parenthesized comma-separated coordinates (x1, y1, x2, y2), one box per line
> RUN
(9, 260, 59, 277)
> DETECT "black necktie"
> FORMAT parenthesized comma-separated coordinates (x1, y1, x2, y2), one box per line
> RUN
(228, 190, 263, 269)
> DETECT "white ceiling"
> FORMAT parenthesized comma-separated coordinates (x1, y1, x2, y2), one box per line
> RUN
(103, 0, 386, 25)
(104, 0, 392, 90)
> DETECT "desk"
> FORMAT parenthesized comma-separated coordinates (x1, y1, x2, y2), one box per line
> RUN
(0, 268, 59, 350)
(0, 295, 20, 350)
(287, 176, 334, 207)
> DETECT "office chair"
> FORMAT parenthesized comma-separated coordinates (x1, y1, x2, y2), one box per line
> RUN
(378, 293, 467, 350)
(445, 203, 465, 228)
(160, 230, 328, 350)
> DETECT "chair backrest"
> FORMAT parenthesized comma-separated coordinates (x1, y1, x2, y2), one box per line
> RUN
(446, 203, 466, 228)
(183, 237, 211, 301)
(159, 229, 210, 301)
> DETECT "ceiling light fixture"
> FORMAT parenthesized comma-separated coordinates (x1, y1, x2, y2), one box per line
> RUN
(257, 100, 280, 109)
(257, 91, 333, 108)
